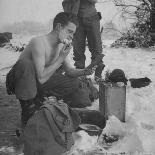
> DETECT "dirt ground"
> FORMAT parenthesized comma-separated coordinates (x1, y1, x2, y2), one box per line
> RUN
(0, 80, 21, 148)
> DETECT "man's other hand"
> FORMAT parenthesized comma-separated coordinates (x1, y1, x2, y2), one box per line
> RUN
(83, 67, 95, 76)
(59, 43, 72, 59)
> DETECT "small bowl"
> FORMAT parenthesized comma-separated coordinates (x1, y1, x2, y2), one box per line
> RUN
(79, 124, 102, 136)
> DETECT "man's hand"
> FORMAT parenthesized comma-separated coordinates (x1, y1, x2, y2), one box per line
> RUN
(59, 43, 72, 60)
(83, 66, 96, 76)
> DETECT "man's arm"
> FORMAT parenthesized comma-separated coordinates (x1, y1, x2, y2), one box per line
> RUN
(87, 0, 98, 3)
(31, 38, 65, 84)
(63, 56, 93, 77)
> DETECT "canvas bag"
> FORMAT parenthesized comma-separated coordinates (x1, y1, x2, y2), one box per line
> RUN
(23, 100, 80, 155)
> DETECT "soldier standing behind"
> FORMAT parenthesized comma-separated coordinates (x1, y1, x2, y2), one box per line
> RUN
(62, 0, 105, 81)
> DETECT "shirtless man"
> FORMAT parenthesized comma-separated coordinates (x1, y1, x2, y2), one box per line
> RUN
(6, 12, 94, 126)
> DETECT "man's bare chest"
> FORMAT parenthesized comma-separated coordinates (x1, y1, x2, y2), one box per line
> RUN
(45, 46, 60, 66)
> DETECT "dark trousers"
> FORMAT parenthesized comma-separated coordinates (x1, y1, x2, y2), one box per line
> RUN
(38, 72, 80, 100)
(12, 59, 80, 126)
(73, 13, 104, 78)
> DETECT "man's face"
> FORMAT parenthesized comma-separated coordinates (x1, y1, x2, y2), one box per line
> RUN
(59, 22, 76, 43)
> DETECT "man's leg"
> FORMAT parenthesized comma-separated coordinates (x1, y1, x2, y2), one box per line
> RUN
(85, 14, 105, 79)
(73, 18, 86, 69)
(14, 60, 40, 127)
(19, 97, 42, 127)
(14, 59, 37, 100)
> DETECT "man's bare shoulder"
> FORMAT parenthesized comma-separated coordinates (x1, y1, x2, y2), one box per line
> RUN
(28, 35, 47, 52)
(30, 35, 45, 44)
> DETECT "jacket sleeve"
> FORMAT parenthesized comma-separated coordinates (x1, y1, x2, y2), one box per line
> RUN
(62, 0, 80, 15)
(62, 0, 71, 12)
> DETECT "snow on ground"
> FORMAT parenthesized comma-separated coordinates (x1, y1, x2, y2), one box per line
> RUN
(69, 47, 155, 155)
(0, 48, 20, 82)
(0, 35, 155, 154)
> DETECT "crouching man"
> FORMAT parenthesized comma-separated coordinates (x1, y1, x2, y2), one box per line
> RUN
(6, 12, 95, 154)
(6, 12, 94, 127)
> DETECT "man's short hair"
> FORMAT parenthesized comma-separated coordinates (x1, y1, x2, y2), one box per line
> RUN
(53, 12, 79, 29)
